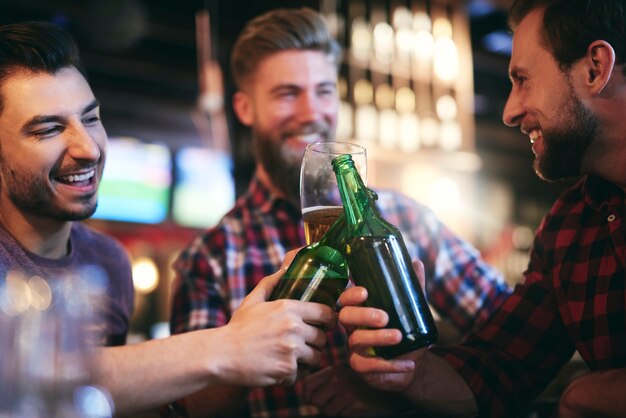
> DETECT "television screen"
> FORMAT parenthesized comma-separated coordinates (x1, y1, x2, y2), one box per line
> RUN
(93, 137, 171, 224)
(172, 147, 235, 228)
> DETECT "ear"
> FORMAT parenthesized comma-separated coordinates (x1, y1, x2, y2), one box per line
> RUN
(584, 40, 616, 95)
(233, 91, 254, 126)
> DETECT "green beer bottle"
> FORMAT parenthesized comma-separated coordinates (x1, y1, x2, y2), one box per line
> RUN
(332, 154, 438, 358)
(270, 213, 349, 307)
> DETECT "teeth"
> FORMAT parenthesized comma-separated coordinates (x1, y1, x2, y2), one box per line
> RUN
(62, 170, 95, 183)
(296, 133, 321, 143)
(529, 130, 540, 144)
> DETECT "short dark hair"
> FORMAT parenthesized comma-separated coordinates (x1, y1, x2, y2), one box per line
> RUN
(0, 21, 82, 115)
(230, 7, 341, 90)
(509, 0, 626, 75)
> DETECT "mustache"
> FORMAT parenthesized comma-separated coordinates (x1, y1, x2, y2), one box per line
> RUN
(283, 122, 332, 138)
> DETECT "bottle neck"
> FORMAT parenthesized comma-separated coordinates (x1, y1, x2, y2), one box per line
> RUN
(333, 156, 377, 236)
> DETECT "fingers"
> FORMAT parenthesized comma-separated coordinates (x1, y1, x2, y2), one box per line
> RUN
(338, 286, 368, 307)
(339, 305, 389, 330)
(349, 328, 402, 349)
(349, 352, 415, 374)
(280, 247, 301, 269)
(242, 269, 285, 306)
(242, 248, 304, 305)
(299, 301, 336, 330)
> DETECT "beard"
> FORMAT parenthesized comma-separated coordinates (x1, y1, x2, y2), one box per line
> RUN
(534, 88, 598, 182)
(253, 122, 332, 204)
(0, 160, 99, 221)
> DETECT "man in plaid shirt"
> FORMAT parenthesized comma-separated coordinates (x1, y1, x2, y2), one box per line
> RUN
(169, 7, 511, 418)
(339, 0, 626, 417)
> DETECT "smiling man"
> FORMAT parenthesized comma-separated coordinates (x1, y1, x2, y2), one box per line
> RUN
(337, 0, 626, 417)
(0, 21, 337, 417)
(169, 7, 511, 418)
(0, 23, 131, 344)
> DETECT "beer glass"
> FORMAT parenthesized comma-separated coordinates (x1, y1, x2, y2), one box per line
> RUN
(300, 141, 367, 244)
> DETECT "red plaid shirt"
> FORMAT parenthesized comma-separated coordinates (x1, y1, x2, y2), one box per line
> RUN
(433, 175, 626, 417)
(170, 176, 510, 417)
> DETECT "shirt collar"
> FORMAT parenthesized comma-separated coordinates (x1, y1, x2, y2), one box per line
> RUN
(581, 175, 625, 211)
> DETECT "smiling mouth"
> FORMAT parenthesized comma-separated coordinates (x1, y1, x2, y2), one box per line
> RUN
(288, 132, 325, 144)
(56, 169, 96, 186)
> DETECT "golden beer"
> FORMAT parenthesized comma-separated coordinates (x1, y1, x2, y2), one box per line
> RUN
(302, 206, 344, 244)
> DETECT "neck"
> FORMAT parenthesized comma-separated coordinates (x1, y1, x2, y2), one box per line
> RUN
(0, 202, 72, 259)
(255, 165, 299, 207)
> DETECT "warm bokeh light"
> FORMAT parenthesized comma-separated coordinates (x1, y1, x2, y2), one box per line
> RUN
(132, 256, 159, 294)
(399, 113, 420, 152)
(28, 276, 52, 311)
(428, 176, 461, 215)
(395, 86, 416, 113)
(337, 100, 354, 140)
(439, 120, 463, 151)
(414, 30, 434, 61)
(436, 94, 458, 120)
(351, 18, 371, 61)
(433, 36, 459, 82)
(373, 22, 394, 64)
(433, 16, 452, 38)
(375, 83, 395, 109)
(354, 79, 373, 105)
(420, 115, 440, 146)
(355, 104, 378, 142)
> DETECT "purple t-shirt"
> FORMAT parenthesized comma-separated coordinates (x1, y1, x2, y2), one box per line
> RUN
(0, 222, 134, 346)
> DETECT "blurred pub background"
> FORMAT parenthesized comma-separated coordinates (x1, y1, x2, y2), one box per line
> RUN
(1, 0, 575, 346)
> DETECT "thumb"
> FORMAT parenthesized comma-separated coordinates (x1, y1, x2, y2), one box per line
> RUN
(241, 248, 302, 306)
(246, 270, 283, 305)
(412, 259, 426, 293)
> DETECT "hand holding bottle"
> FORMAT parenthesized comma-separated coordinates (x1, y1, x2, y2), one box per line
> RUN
(337, 260, 428, 392)
(218, 251, 336, 386)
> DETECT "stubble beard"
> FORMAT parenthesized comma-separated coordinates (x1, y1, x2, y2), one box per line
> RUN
(0, 160, 99, 222)
(534, 88, 597, 182)
(253, 125, 332, 205)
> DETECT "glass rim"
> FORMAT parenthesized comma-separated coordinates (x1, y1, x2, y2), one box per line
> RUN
(304, 141, 366, 156)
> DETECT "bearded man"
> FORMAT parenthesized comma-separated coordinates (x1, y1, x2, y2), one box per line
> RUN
(169, 7, 510, 418)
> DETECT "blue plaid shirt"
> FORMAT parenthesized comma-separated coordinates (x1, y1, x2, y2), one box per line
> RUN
(170, 176, 511, 417)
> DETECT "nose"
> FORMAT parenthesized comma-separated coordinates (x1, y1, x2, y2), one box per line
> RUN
(295, 91, 322, 124)
(67, 126, 101, 162)
(502, 89, 524, 127)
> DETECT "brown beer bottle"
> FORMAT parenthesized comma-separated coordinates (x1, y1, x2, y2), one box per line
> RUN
(270, 213, 349, 308)
(332, 154, 438, 358)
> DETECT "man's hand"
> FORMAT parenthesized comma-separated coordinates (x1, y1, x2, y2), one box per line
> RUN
(337, 260, 428, 391)
(216, 249, 336, 387)
(303, 365, 415, 416)
(338, 285, 424, 391)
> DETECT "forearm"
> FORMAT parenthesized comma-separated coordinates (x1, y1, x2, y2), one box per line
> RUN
(559, 368, 626, 418)
(404, 352, 478, 417)
(96, 330, 226, 416)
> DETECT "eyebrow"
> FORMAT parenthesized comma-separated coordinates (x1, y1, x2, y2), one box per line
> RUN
(269, 81, 337, 95)
(21, 99, 100, 133)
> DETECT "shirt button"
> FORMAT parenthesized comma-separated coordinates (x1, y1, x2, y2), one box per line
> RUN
(608, 214, 616, 222)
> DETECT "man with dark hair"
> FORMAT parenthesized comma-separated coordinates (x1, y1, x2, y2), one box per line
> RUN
(170, 7, 511, 418)
(338, 0, 626, 416)
(0, 21, 334, 417)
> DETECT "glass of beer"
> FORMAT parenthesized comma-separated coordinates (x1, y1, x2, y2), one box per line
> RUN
(300, 141, 367, 244)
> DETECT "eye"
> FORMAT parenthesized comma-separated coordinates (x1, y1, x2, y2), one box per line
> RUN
(33, 125, 64, 138)
(82, 114, 101, 125)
